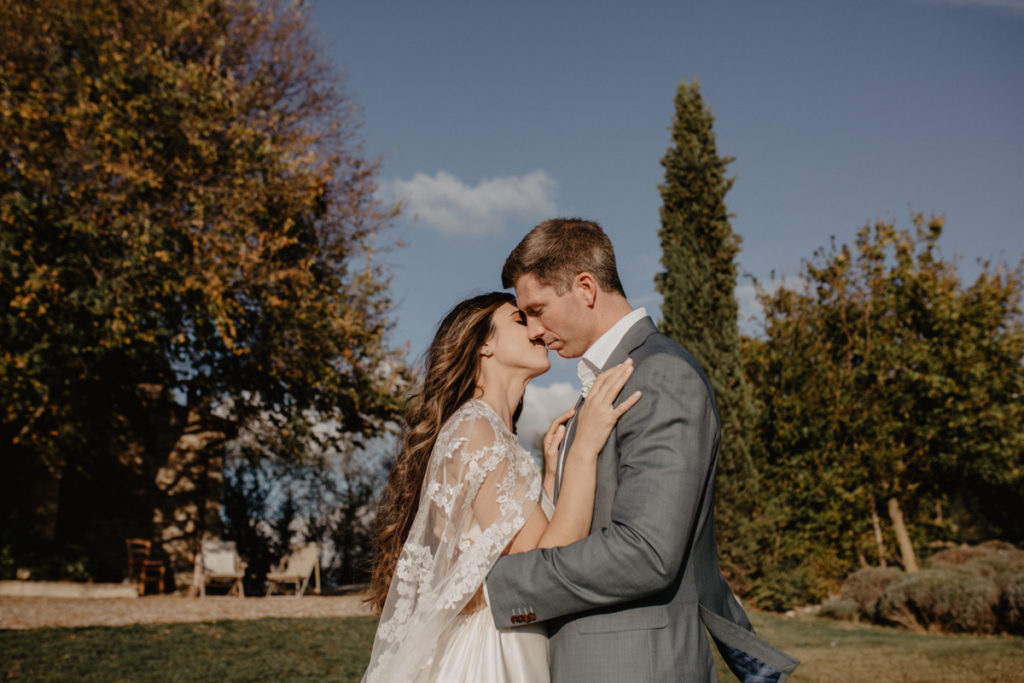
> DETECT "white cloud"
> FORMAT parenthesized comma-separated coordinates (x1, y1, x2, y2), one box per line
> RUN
(909, 0, 1024, 15)
(736, 277, 809, 337)
(516, 381, 579, 457)
(380, 170, 558, 237)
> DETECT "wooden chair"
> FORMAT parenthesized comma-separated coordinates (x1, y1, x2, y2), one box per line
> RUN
(193, 539, 246, 598)
(125, 538, 165, 596)
(265, 542, 321, 597)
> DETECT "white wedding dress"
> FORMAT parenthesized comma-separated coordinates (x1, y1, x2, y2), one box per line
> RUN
(363, 399, 550, 682)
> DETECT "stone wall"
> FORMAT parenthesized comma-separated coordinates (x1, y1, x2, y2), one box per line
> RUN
(3, 385, 230, 590)
(152, 408, 228, 591)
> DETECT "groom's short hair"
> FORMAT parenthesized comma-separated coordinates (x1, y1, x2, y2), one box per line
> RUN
(502, 218, 626, 296)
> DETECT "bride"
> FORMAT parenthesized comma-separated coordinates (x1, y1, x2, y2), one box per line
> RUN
(362, 292, 640, 682)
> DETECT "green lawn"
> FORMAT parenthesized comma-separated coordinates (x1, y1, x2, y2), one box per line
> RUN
(1, 617, 379, 682)
(742, 611, 1023, 682)
(2, 612, 1021, 682)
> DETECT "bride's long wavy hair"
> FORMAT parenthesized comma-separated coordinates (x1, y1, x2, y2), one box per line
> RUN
(365, 291, 519, 612)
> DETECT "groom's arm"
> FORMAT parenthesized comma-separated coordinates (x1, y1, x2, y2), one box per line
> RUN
(485, 350, 718, 626)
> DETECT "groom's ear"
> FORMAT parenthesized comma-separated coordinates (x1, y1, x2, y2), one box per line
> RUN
(574, 272, 598, 308)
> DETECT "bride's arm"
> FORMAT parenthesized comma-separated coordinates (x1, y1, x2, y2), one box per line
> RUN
(461, 366, 639, 614)
(541, 407, 572, 502)
(508, 360, 641, 553)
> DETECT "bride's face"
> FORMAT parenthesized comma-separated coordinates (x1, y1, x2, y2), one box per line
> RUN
(485, 303, 550, 378)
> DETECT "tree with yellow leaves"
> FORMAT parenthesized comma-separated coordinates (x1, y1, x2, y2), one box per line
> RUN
(0, 0, 405, 580)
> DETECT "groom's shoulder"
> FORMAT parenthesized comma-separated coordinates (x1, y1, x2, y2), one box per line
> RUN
(633, 331, 713, 388)
(634, 329, 696, 366)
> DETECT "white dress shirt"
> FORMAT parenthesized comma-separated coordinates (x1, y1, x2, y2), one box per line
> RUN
(577, 307, 648, 394)
(555, 307, 648, 496)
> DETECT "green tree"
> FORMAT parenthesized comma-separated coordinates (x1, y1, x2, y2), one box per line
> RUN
(746, 215, 1024, 604)
(655, 79, 761, 590)
(225, 410, 391, 589)
(0, 0, 405, 578)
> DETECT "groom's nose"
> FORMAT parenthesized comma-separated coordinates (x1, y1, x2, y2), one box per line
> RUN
(526, 318, 545, 340)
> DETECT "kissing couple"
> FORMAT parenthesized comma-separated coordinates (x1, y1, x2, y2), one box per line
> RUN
(362, 219, 799, 682)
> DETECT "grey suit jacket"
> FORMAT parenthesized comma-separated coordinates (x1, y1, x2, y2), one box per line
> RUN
(486, 317, 798, 682)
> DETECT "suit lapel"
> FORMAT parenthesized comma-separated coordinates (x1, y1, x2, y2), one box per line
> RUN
(553, 317, 657, 501)
(554, 394, 585, 504)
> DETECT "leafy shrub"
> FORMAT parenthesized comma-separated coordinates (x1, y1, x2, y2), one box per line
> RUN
(999, 570, 1024, 634)
(927, 543, 1000, 568)
(748, 563, 822, 612)
(0, 544, 15, 580)
(928, 541, 1024, 579)
(60, 558, 93, 583)
(819, 597, 859, 621)
(840, 566, 906, 621)
(923, 542, 1024, 633)
(878, 569, 999, 634)
(822, 544, 1024, 634)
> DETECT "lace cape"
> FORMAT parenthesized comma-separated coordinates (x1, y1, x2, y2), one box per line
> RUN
(363, 399, 541, 682)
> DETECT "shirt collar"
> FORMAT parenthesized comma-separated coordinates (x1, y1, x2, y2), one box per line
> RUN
(577, 307, 647, 394)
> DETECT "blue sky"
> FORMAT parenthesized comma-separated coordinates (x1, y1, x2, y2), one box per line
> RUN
(309, 0, 1024, 444)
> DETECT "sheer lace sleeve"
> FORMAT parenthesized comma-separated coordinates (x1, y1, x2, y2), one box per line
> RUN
(363, 400, 541, 683)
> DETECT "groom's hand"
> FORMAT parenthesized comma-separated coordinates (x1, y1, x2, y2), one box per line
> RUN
(572, 359, 642, 456)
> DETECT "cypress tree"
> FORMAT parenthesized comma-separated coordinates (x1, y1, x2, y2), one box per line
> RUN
(656, 80, 760, 590)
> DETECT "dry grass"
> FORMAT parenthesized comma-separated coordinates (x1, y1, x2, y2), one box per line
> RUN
(1, 607, 1020, 681)
(735, 611, 1023, 682)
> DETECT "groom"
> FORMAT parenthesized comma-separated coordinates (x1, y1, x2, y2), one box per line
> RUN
(485, 219, 798, 681)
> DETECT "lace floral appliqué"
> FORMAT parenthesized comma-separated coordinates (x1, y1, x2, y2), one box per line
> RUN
(362, 399, 541, 683)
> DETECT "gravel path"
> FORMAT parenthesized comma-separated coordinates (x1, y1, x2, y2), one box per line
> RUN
(0, 594, 375, 630)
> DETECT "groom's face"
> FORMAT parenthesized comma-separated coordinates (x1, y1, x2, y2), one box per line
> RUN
(513, 272, 593, 359)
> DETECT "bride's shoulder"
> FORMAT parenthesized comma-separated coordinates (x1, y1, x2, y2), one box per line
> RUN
(438, 400, 511, 453)
(443, 398, 503, 429)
